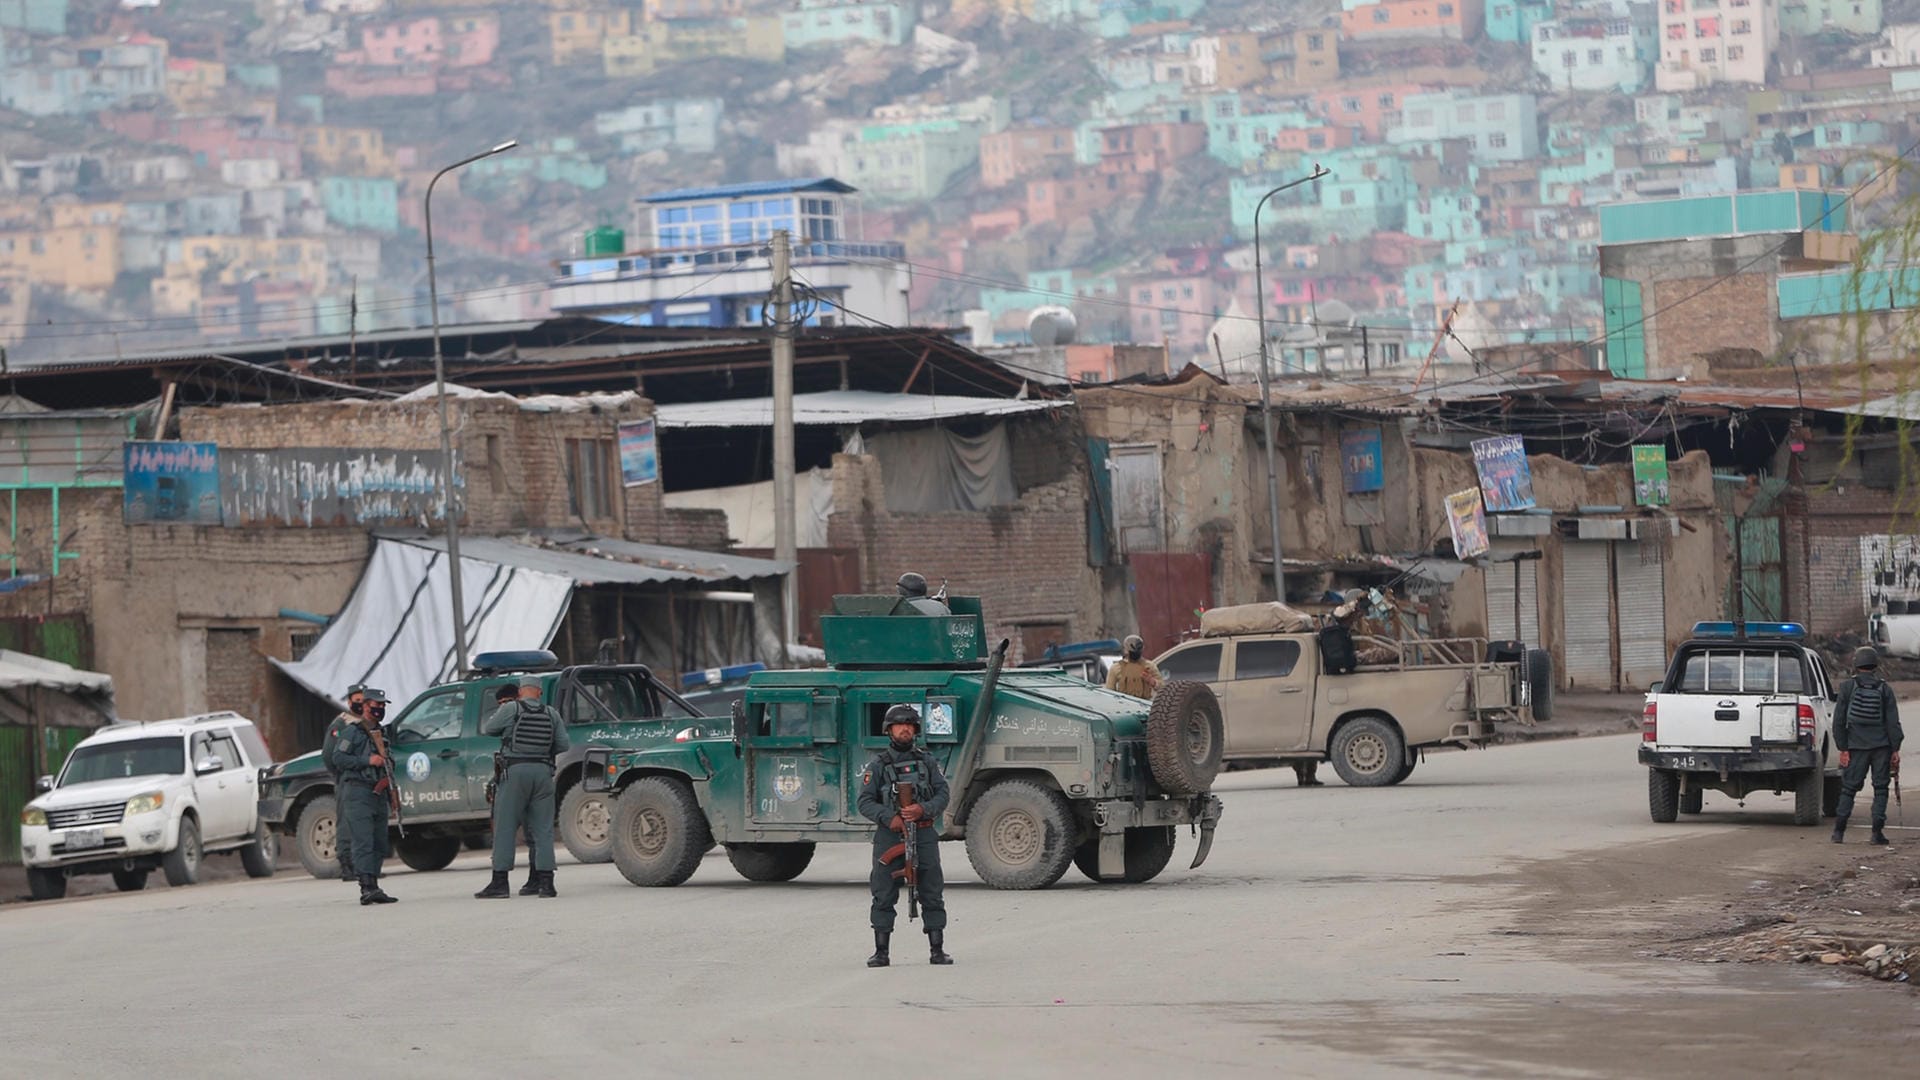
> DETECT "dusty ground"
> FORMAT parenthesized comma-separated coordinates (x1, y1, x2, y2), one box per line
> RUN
(3, 735, 1915, 1079)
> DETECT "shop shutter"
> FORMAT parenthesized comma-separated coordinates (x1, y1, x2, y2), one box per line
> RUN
(1484, 538, 1542, 645)
(1615, 539, 1668, 691)
(1561, 541, 1613, 689)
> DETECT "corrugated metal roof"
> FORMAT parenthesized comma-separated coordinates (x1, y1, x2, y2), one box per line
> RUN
(640, 177, 857, 204)
(653, 390, 1067, 428)
(385, 533, 789, 585)
(1836, 392, 1920, 422)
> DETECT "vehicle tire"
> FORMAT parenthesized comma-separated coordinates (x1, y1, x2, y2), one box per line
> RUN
(464, 833, 491, 851)
(239, 822, 279, 878)
(963, 779, 1077, 890)
(1823, 774, 1841, 818)
(1329, 715, 1406, 788)
(396, 835, 462, 872)
(1071, 826, 1177, 884)
(1145, 680, 1224, 796)
(1389, 754, 1418, 786)
(1525, 649, 1555, 722)
(558, 785, 615, 865)
(1679, 787, 1703, 815)
(162, 815, 203, 887)
(1648, 769, 1680, 823)
(27, 867, 66, 901)
(1793, 767, 1822, 827)
(610, 776, 712, 887)
(295, 794, 340, 880)
(724, 842, 816, 882)
(112, 868, 148, 892)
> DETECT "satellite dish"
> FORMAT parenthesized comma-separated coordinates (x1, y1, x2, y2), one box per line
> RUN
(1028, 305, 1078, 346)
(1314, 298, 1356, 328)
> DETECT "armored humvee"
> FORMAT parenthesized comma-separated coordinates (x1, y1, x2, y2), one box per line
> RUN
(582, 594, 1226, 890)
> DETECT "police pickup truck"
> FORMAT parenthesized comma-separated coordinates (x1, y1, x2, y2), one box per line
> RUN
(1640, 621, 1841, 826)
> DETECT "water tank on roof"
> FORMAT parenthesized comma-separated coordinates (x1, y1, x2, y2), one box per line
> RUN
(583, 226, 626, 257)
(1028, 305, 1078, 346)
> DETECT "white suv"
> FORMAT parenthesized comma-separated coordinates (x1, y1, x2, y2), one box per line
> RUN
(1640, 621, 1840, 827)
(18, 713, 279, 900)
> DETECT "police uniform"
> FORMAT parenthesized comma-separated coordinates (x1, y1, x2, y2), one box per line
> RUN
(857, 711, 953, 966)
(476, 676, 569, 898)
(322, 707, 359, 881)
(1833, 651, 1905, 845)
(325, 693, 398, 905)
(896, 571, 949, 616)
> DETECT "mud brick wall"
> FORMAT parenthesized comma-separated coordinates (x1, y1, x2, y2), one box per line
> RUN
(826, 425, 1101, 663)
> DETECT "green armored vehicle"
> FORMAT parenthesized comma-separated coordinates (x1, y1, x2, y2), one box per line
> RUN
(582, 594, 1227, 890)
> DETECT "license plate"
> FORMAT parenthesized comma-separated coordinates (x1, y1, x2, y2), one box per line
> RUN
(65, 828, 104, 851)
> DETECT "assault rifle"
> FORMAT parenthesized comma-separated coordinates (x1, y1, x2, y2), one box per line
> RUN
(367, 724, 406, 839)
(895, 780, 919, 922)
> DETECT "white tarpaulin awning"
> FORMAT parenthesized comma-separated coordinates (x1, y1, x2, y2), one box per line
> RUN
(272, 539, 575, 712)
(0, 649, 114, 695)
(652, 390, 1065, 429)
(274, 535, 792, 711)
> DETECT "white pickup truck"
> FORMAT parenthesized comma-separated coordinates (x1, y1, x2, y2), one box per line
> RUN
(1639, 621, 1840, 827)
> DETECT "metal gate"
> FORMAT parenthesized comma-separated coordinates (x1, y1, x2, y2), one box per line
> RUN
(0, 725, 92, 864)
(1561, 541, 1613, 689)
(1131, 551, 1212, 656)
(1485, 538, 1542, 645)
(1616, 539, 1668, 691)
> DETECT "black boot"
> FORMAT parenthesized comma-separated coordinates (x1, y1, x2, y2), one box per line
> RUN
(1871, 818, 1891, 846)
(928, 930, 953, 965)
(1831, 816, 1848, 844)
(536, 870, 557, 898)
(358, 874, 397, 905)
(866, 930, 890, 968)
(519, 870, 539, 896)
(474, 870, 511, 899)
(339, 862, 355, 882)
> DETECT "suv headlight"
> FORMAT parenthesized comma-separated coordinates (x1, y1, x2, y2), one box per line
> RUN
(125, 791, 165, 816)
(20, 806, 45, 827)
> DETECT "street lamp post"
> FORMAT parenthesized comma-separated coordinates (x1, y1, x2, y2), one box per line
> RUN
(425, 139, 517, 677)
(1250, 164, 1329, 603)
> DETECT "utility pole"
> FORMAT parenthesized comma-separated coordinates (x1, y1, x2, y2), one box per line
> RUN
(426, 139, 517, 677)
(771, 229, 798, 657)
(1251, 164, 1329, 603)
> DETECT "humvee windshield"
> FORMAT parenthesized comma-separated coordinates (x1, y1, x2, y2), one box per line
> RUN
(564, 670, 700, 723)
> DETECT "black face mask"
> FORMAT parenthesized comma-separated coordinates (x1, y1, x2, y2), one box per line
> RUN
(365, 705, 386, 725)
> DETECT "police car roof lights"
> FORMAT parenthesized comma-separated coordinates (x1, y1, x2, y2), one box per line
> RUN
(471, 649, 559, 673)
(680, 662, 767, 691)
(1690, 621, 1807, 641)
(1044, 639, 1123, 661)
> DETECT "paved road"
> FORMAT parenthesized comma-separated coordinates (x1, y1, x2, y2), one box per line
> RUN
(2, 735, 1912, 1078)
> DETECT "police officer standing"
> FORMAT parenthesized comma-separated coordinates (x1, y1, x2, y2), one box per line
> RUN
(897, 572, 949, 615)
(1104, 635, 1160, 699)
(476, 675, 569, 899)
(326, 687, 398, 906)
(1833, 646, 1905, 845)
(858, 704, 953, 967)
(323, 684, 368, 882)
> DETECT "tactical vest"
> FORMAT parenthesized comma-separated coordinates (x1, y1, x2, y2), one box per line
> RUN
(1849, 676, 1887, 730)
(878, 749, 935, 807)
(505, 704, 558, 762)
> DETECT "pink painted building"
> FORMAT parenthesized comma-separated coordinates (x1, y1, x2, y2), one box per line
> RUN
(1340, 0, 1484, 41)
(337, 14, 498, 68)
(1097, 122, 1208, 175)
(1309, 82, 1428, 141)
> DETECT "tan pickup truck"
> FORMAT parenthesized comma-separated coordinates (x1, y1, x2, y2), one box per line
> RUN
(1154, 613, 1552, 786)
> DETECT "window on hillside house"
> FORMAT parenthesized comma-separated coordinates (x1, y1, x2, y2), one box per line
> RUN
(1733, 17, 1750, 31)
(1373, 8, 1389, 21)
(566, 437, 617, 521)
(1340, 188, 1356, 205)
(1700, 46, 1717, 61)
(1589, 48, 1604, 63)
(1728, 44, 1744, 59)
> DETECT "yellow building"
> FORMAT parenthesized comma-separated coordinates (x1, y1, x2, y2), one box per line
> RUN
(164, 236, 333, 293)
(165, 58, 228, 109)
(301, 126, 394, 174)
(603, 15, 782, 74)
(0, 224, 121, 292)
(550, 7, 637, 62)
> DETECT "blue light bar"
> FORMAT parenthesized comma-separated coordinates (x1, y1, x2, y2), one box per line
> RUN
(1045, 639, 1122, 661)
(1691, 621, 1807, 641)
(680, 662, 767, 690)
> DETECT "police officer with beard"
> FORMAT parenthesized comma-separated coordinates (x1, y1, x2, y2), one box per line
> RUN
(475, 675, 568, 899)
(1833, 646, 1905, 845)
(858, 704, 952, 967)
